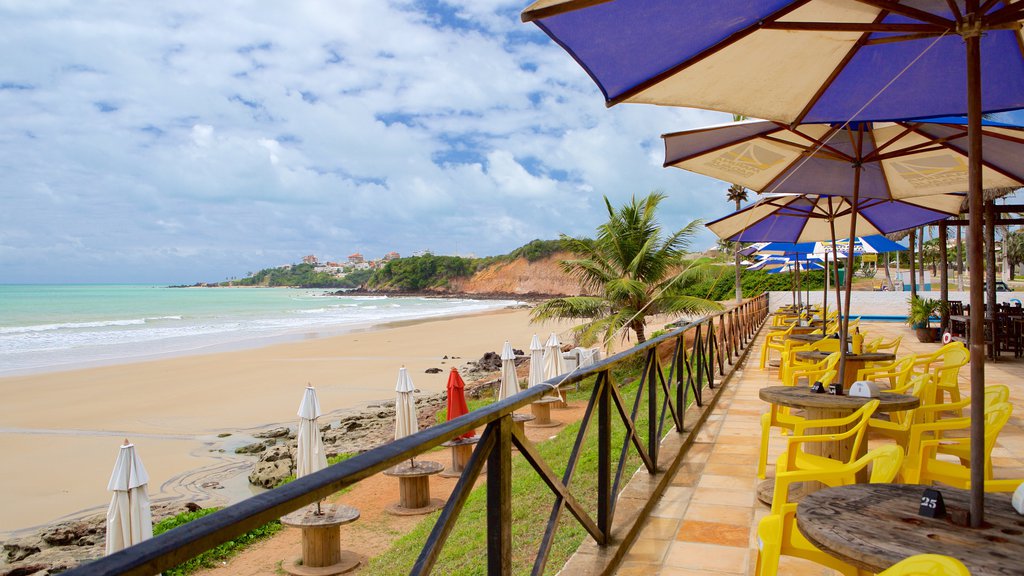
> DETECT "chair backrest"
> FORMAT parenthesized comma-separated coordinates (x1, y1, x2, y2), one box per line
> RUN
(866, 445, 905, 483)
(848, 399, 881, 461)
(877, 554, 970, 576)
(984, 384, 1010, 406)
(875, 335, 902, 354)
(984, 402, 1013, 456)
(809, 338, 840, 353)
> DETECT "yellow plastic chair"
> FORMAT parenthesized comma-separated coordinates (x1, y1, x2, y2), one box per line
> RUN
(902, 401, 1013, 486)
(757, 368, 838, 479)
(931, 344, 970, 406)
(867, 373, 937, 447)
(761, 323, 795, 369)
(780, 338, 840, 384)
(911, 341, 966, 376)
(785, 351, 840, 388)
(856, 354, 917, 390)
(755, 445, 904, 576)
(876, 554, 970, 576)
(775, 400, 881, 477)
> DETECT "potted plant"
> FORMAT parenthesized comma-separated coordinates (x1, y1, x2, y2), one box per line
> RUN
(907, 296, 941, 343)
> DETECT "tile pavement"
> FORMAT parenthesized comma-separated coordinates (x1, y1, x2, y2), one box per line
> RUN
(615, 320, 1024, 575)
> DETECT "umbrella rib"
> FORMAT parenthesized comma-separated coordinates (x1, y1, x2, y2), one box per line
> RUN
(662, 125, 783, 167)
(520, 0, 612, 23)
(902, 122, 1024, 185)
(780, 123, 853, 160)
(761, 22, 945, 33)
(852, 0, 956, 28)
(608, 0, 813, 106)
(863, 31, 947, 45)
(946, 0, 964, 23)
(986, 3, 1024, 26)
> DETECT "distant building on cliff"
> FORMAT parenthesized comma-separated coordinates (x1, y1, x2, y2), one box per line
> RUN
(302, 254, 318, 265)
(348, 252, 364, 264)
(383, 251, 400, 262)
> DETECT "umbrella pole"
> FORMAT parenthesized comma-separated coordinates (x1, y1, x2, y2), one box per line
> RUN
(838, 162, 864, 387)
(965, 21, 985, 528)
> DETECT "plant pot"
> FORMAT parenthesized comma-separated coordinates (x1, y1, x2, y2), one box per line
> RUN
(915, 327, 940, 343)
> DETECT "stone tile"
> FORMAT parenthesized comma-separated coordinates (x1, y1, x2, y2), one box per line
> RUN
(663, 542, 749, 573)
(639, 516, 682, 540)
(683, 503, 752, 527)
(676, 519, 750, 547)
(690, 486, 756, 508)
(698, 474, 757, 491)
(621, 536, 672, 564)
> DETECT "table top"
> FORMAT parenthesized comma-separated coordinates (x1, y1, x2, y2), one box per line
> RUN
(769, 325, 821, 334)
(281, 503, 360, 528)
(384, 459, 445, 477)
(797, 483, 1024, 575)
(795, 350, 895, 363)
(758, 386, 919, 413)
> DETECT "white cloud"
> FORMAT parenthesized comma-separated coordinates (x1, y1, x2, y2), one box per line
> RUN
(0, 0, 738, 283)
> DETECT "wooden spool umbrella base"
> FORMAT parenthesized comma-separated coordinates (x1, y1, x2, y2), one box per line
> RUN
(439, 437, 481, 478)
(383, 460, 445, 516)
(527, 397, 562, 428)
(280, 503, 362, 576)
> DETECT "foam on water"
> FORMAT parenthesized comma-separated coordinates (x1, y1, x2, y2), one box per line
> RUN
(0, 285, 518, 375)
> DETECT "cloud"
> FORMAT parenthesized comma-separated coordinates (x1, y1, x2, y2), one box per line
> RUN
(0, 0, 736, 283)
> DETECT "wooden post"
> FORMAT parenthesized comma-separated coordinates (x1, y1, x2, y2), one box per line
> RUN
(909, 228, 918, 299)
(486, 415, 512, 574)
(965, 14, 985, 527)
(940, 223, 949, 331)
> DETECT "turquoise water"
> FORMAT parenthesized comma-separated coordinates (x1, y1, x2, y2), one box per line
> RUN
(0, 285, 515, 375)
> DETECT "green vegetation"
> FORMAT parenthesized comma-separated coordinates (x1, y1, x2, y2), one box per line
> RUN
(688, 268, 826, 301)
(506, 239, 563, 262)
(367, 255, 479, 291)
(364, 362, 658, 575)
(275, 452, 357, 487)
(152, 508, 282, 575)
(532, 192, 721, 347)
(223, 263, 355, 288)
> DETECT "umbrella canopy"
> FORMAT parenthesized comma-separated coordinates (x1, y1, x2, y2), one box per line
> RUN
(664, 118, 1024, 200)
(394, 367, 418, 441)
(105, 441, 153, 555)
(748, 236, 907, 257)
(528, 334, 545, 387)
(522, 2, 1024, 124)
(748, 255, 824, 273)
(542, 332, 566, 380)
(446, 368, 475, 440)
(497, 341, 520, 402)
(707, 194, 962, 244)
(295, 386, 328, 479)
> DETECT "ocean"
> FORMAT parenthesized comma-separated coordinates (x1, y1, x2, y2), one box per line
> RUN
(0, 284, 517, 376)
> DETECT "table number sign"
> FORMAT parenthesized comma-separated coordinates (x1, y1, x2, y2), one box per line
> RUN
(811, 380, 826, 393)
(827, 382, 843, 395)
(919, 488, 946, 518)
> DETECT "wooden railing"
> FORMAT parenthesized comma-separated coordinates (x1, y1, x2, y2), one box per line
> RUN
(65, 294, 768, 576)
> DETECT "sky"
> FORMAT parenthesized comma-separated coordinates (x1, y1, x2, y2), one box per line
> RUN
(2, 2, 1022, 284)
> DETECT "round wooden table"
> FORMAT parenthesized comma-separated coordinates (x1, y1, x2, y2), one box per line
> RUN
(439, 436, 479, 478)
(757, 386, 918, 505)
(797, 484, 1024, 575)
(795, 350, 896, 388)
(528, 396, 562, 428)
(786, 333, 849, 344)
(383, 460, 445, 515)
(769, 324, 821, 335)
(280, 503, 361, 575)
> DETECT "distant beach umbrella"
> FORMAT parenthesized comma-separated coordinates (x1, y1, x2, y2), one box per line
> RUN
(394, 367, 418, 442)
(105, 440, 153, 555)
(295, 385, 328, 479)
(497, 341, 519, 403)
(528, 334, 545, 388)
(445, 368, 474, 440)
(543, 333, 566, 401)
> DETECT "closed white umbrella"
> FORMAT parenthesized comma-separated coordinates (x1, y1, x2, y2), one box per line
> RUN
(394, 367, 418, 441)
(105, 440, 153, 555)
(528, 334, 545, 388)
(295, 386, 328, 479)
(543, 333, 566, 403)
(497, 341, 519, 402)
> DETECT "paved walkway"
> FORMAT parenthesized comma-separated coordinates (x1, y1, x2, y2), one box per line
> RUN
(616, 320, 1024, 575)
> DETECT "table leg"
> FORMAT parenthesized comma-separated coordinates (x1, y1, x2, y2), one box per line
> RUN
(302, 525, 341, 568)
(398, 476, 431, 509)
(531, 402, 551, 425)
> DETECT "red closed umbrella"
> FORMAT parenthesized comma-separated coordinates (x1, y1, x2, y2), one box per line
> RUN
(446, 368, 474, 439)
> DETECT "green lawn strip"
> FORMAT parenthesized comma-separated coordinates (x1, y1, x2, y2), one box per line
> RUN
(363, 366, 661, 575)
(152, 508, 282, 576)
(152, 453, 357, 575)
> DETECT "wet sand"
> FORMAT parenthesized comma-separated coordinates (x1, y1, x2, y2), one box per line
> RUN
(0, 307, 574, 535)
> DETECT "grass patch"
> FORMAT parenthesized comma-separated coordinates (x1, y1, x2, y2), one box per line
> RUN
(364, 363, 661, 575)
(152, 508, 282, 575)
(276, 452, 357, 487)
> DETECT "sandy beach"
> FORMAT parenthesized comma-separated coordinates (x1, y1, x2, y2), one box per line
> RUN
(0, 307, 575, 535)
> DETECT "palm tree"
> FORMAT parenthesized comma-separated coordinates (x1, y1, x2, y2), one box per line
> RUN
(531, 192, 722, 348)
(726, 183, 749, 304)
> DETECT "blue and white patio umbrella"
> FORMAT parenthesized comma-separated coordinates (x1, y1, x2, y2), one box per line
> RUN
(748, 255, 824, 273)
(523, 0, 1024, 524)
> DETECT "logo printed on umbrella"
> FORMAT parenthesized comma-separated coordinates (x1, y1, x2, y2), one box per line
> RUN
(706, 142, 787, 177)
(890, 155, 967, 190)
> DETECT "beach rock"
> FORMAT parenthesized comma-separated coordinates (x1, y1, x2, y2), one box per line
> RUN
(3, 538, 41, 563)
(475, 351, 502, 372)
(248, 459, 292, 489)
(319, 422, 331, 433)
(424, 368, 442, 374)
(39, 521, 100, 547)
(234, 442, 266, 454)
(261, 445, 293, 463)
(254, 427, 290, 439)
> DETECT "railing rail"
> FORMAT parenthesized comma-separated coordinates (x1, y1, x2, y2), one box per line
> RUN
(66, 293, 768, 576)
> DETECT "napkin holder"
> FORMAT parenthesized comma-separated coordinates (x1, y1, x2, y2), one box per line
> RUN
(1013, 481, 1024, 515)
(849, 381, 882, 398)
